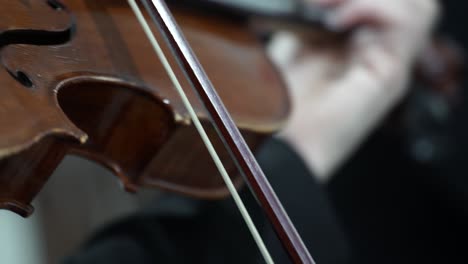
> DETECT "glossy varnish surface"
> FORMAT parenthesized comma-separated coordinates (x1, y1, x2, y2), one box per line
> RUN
(0, 0, 289, 217)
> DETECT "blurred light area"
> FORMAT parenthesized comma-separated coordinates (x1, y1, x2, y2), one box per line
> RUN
(0, 207, 45, 264)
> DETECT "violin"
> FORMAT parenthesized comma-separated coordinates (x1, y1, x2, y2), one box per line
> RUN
(0, 0, 463, 263)
(0, 0, 315, 262)
(0, 1, 289, 215)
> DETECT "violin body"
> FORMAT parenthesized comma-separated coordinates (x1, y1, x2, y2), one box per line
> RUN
(0, 0, 290, 217)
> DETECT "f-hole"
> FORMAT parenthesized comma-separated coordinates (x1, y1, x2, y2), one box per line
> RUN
(47, 0, 65, 11)
(7, 70, 34, 88)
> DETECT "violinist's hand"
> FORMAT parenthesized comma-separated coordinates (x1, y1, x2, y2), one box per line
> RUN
(268, 0, 439, 181)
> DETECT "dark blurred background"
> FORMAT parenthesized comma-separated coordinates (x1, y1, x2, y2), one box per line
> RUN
(326, 1, 468, 263)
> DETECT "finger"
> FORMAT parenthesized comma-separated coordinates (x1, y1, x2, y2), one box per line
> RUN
(410, 0, 439, 16)
(325, 0, 408, 30)
(267, 32, 303, 69)
(407, 0, 440, 30)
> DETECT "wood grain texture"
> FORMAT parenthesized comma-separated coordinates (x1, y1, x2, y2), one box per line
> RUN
(0, 0, 289, 216)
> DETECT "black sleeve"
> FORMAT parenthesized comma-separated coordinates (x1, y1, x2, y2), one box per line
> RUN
(63, 138, 350, 264)
(256, 139, 351, 264)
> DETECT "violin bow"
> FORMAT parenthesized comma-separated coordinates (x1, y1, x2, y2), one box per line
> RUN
(128, 0, 315, 263)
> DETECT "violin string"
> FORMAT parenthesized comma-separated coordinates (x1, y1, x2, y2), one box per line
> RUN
(127, 1, 274, 263)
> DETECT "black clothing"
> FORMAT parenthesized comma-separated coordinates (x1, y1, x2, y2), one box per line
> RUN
(64, 139, 349, 264)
